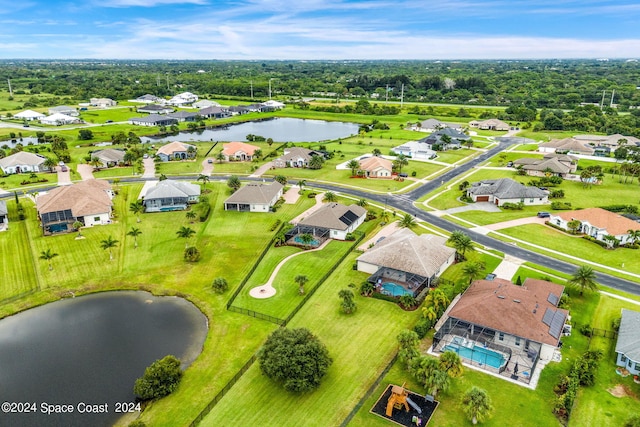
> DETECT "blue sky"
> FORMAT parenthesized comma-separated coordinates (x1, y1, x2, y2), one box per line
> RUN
(2, 0, 640, 59)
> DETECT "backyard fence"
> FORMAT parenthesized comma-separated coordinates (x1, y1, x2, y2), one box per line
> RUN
(188, 354, 258, 427)
(227, 306, 285, 326)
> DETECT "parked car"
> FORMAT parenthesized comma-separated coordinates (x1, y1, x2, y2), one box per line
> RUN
(537, 212, 550, 218)
(207, 159, 213, 164)
(507, 161, 513, 167)
(105, 120, 113, 123)
(61, 166, 68, 172)
(398, 172, 408, 178)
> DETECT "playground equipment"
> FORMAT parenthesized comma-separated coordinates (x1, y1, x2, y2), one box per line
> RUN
(385, 383, 422, 416)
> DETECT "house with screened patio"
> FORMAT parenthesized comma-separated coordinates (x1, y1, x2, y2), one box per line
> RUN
(286, 202, 366, 245)
(433, 277, 568, 385)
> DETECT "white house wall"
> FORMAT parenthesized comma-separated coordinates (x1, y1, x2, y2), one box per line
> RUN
(82, 212, 111, 227)
(357, 260, 379, 275)
(616, 352, 640, 375)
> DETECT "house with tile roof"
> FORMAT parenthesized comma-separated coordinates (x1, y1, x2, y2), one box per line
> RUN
(273, 147, 321, 168)
(222, 141, 260, 161)
(91, 149, 125, 168)
(36, 179, 113, 235)
(0, 151, 48, 174)
(356, 228, 455, 296)
(14, 109, 46, 121)
(466, 178, 549, 206)
(198, 106, 230, 119)
(129, 114, 178, 127)
(538, 138, 595, 155)
(167, 92, 198, 106)
(40, 113, 81, 126)
(469, 118, 510, 131)
(136, 104, 174, 115)
(392, 141, 436, 160)
(573, 133, 640, 148)
(156, 141, 196, 161)
(549, 208, 640, 245)
(193, 100, 221, 109)
(48, 106, 79, 117)
(130, 94, 162, 103)
(0, 200, 8, 231)
(419, 128, 470, 151)
(433, 278, 567, 383)
(167, 111, 198, 122)
(224, 182, 283, 212)
(359, 156, 393, 178)
(290, 202, 366, 241)
(615, 309, 640, 375)
(90, 98, 117, 107)
(142, 180, 201, 212)
(513, 154, 578, 177)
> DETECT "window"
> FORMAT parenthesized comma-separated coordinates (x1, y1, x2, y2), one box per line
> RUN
(498, 332, 504, 341)
(94, 217, 100, 221)
(621, 354, 627, 363)
(515, 337, 521, 346)
(529, 199, 534, 203)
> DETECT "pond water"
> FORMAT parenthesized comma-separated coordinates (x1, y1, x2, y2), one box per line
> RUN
(0, 291, 208, 427)
(0, 137, 41, 148)
(141, 117, 359, 144)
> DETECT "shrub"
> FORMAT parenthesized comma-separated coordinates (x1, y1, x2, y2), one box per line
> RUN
(183, 246, 201, 262)
(551, 201, 572, 210)
(502, 202, 524, 210)
(212, 277, 228, 294)
(270, 219, 282, 231)
(579, 324, 593, 337)
(133, 355, 182, 400)
(307, 192, 317, 198)
(194, 201, 210, 222)
(411, 171, 417, 177)
(413, 317, 434, 338)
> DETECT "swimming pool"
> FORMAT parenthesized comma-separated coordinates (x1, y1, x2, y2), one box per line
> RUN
(444, 339, 507, 369)
(293, 235, 320, 246)
(380, 282, 413, 297)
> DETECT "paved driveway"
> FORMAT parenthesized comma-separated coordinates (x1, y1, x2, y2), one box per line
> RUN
(142, 158, 156, 178)
(201, 159, 214, 176)
(56, 166, 72, 185)
(442, 202, 501, 215)
(76, 164, 95, 181)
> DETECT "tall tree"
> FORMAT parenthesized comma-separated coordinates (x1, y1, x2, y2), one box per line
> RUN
(227, 175, 241, 193)
(568, 265, 598, 296)
(448, 230, 475, 260)
(100, 236, 119, 261)
(462, 261, 486, 285)
(439, 350, 464, 378)
(461, 387, 494, 425)
(130, 200, 144, 223)
(347, 159, 360, 176)
(322, 191, 337, 203)
(197, 174, 210, 188)
(127, 227, 142, 249)
(176, 226, 196, 248)
(39, 248, 59, 271)
(398, 213, 417, 229)
(397, 329, 420, 369)
(294, 274, 309, 295)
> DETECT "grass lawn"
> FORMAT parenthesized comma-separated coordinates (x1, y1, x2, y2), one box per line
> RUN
(199, 251, 421, 427)
(0, 171, 58, 191)
(434, 149, 478, 164)
(439, 250, 502, 285)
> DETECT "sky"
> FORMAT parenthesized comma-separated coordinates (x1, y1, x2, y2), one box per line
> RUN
(2, 0, 640, 60)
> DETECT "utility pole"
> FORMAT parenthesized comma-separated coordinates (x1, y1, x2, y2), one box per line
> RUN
(250, 80, 254, 99)
(600, 90, 606, 110)
(166, 74, 170, 91)
(7, 79, 12, 97)
(385, 84, 389, 104)
(269, 78, 272, 100)
(610, 89, 615, 108)
(400, 83, 404, 108)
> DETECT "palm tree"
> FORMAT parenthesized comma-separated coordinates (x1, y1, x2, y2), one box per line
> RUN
(297, 233, 315, 248)
(308, 154, 324, 169)
(127, 227, 142, 249)
(100, 236, 119, 261)
(567, 219, 581, 234)
(43, 157, 57, 172)
(627, 229, 640, 245)
(462, 261, 486, 285)
(347, 159, 360, 176)
(294, 274, 309, 295)
(602, 234, 618, 249)
(39, 248, 59, 271)
(568, 265, 598, 296)
(227, 175, 241, 193)
(448, 230, 474, 260)
(297, 179, 306, 194)
(439, 350, 464, 378)
(322, 191, 337, 203)
(372, 148, 382, 157)
(129, 200, 144, 223)
(422, 306, 438, 322)
(176, 226, 196, 248)
(398, 213, 417, 229)
(410, 356, 450, 397)
(462, 387, 494, 425)
(72, 220, 84, 237)
(425, 288, 450, 314)
(274, 175, 288, 185)
(393, 154, 408, 174)
(197, 174, 210, 189)
(216, 151, 225, 164)
(90, 157, 103, 170)
(186, 211, 197, 223)
(356, 198, 368, 207)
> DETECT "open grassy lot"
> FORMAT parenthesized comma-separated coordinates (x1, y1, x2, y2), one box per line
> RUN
(200, 251, 421, 427)
(434, 148, 478, 164)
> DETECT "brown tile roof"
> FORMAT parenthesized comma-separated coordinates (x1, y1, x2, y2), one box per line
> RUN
(299, 203, 366, 231)
(557, 208, 640, 235)
(447, 278, 567, 346)
(539, 138, 594, 154)
(356, 228, 455, 278)
(37, 179, 112, 217)
(224, 182, 283, 204)
(222, 141, 259, 156)
(359, 156, 393, 172)
(156, 141, 195, 156)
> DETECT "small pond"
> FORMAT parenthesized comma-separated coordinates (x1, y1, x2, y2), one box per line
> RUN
(0, 291, 208, 427)
(0, 137, 41, 148)
(141, 117, 359, 144)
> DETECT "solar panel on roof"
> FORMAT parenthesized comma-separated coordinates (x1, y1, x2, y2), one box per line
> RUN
(339, 210, 359, 226)
(549, 310, 566, 339)
(542, 308, 555, 326)
(547, 293, 559, 306)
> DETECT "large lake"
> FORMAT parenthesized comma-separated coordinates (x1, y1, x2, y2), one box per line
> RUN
(141, 117, 359, 143)
(0, 291, 208, 427)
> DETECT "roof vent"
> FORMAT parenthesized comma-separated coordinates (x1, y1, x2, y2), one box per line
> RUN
(533, 309, 537, 314)
(497, 295, 505, 299)
(513, 299, 521, 303)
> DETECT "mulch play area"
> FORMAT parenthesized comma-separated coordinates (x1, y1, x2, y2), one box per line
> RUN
(371, 384, 438, 426)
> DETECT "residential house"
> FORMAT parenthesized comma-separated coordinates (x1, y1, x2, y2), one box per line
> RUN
(228, 106, 250, 115)
(136, 104, 174, 115)
(513, 154, 578, 177)
(538, 138, 595, 155)
(36, 179, 113, 235)
(549, 208, 640, 245)
(290, 202, 366, 241)
(167, 92, 198, 106)
(411, 118, 447, 132)
(466, 178, 549, 206)
(48, 106, 79, 117)
(156, 141, 196, 161)
(356, 228, 456, 296)
(198, 106, 231, 119)
(91, 149, 125, 168)
(469, 118, 510, 131)
(419, 128, 470, 151)
(192, 100, 221, 109)
(222, 141, 260, 161)
(433, 278, 568, 382)
(89, 98, 117, 107)
(129, 114, 178, 127)
(14, 110, 45, 121)
(0, 200, 8, 231)
(359, 156, 393, 178)
(392, 141, 436, 160)
(273, 147, 320, 168)
(130, 94, 162, 103)
(0, 151, 47, 174)
(261, 100, 286, 110)
(224, 182, 284, 212)
(615, 309, 640, 375)
(167, 111, 198, 122)
(142, 179, 201, 212)
(593, 146, 611, 157)
(574, 133, 640, 148)
(40, 113, 81, 126)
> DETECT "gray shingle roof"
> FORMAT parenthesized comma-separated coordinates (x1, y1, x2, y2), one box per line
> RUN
(0, 151, 47, 169)
(298, 203, 366, 231)
(468, 178, 547, 199)
(357, 228, 455, 278)
(616, 309, 640, 362)
(144, 180, 201, 200)
(224, 182, 283, 204)
(92, 149, 125, 163)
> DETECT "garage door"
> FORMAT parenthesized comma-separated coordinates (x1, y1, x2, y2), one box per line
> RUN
(476, 196, 490, 202)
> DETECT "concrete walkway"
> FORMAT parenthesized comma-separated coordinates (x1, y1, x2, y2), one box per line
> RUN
(439, 202, 501, 216)
(282, 185, 302, 204)
(249, 161, 273, 178)
(200, 158, 214, 176)
(56, 166, 71, 186)
(290, 192, 326, 224)
(491, 255, 526, 281)
(249, 239, 332, 299)
(76, 164, 95, 181)
(471, 216, 547, 235)
(357, 221, 400, 251)
(142, 157, 156, 178)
